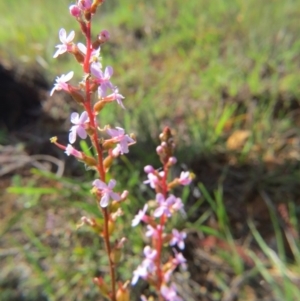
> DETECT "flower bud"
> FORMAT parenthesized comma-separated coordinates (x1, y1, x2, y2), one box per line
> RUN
(102, 139, 116, 150)
(77, 216, 104, 233)
(82, 154, 97, 167)
(144, 165, 155, 173)
(92, 29, 110, 49)
(110, 200, 121, 213)
(90, 0, 105, 14)
(103, 154, 114, 171)
(108, 219, 115, 235)
(120, 190, 129, 201)
(84, 11, 92, 22)
(116, 282, 130, 301)
(90, 82, 98, 93)
(93, 277, 110, 298)
(111, 208, 123, 220)
(72, 44, 85, 64)
(168, 156, 177, 166)
(167, 179, 179, 190)
(156, 145, 163, 154)
(93, 100, 107, 114)
(100, 30, 110, 42)
(68, 86, 85, 105)
(69, 5, 81, 17)
(110, 248, 122, 264)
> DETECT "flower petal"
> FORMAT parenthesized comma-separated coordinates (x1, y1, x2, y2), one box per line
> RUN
(105, 66, 113, 78)
(79, 111, 89, 123)
(69, 127, 77, 144)
(70, 112, 79, 123)
(59, 28, 67, 42)
(66, 30, 75, 43)
(100, 194, 109, 207)
(108, 179, 116, 189)
(77, 127, 87, 139)
(91, 62, 103, 78)
(153, 207, 164, 218)
(93, 179, 107, 189)
(63, 71, 74, 82)
(110, 192, 121, 201)
(77, 43, 87, 54)
(107, 128, 120, 138)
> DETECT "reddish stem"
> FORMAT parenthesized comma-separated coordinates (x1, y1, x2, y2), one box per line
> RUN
(83, 20, 116, 301)
(102, 208, 116, 301)
(155, 163, 169, 296)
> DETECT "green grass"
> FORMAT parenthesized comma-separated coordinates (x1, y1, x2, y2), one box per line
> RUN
(1, 0, 300, 159)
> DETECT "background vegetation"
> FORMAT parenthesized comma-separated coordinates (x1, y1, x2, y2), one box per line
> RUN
(1, 0, 300, 300)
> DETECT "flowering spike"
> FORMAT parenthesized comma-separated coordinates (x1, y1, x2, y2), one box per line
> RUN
(132, 128, 190, 300)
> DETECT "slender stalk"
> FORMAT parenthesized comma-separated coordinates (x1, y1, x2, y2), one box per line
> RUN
(102, 208, 116, 301)
(155, 163, 169, 298)
(83, 20, 116, 301)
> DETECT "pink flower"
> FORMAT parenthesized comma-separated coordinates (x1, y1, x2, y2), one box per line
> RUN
(154, 194, 185, 218)
(163, 269, 173, 283)
(145, 225, 157, 238)
(160, 283, 183, 301)
(132, 264, 148, 285)
(105, 89, 125, 109)
(144, 246, 157, 261)
(50, 71, 74, 96)
(142, 246, 157, 273)
(93, 179, 120, 207)
(91, 62, 114, 97)
(178, 171, 192, 186)
(106, 127, 135, 154)
(154, 193, 173, 218)
(170, 196, 185, 214)
(69, 111, 89, 144)
(77, 43, 100, 61)
(170, 229, 186, 250)
(132, 204, 148, 227)
(132, 245, 159, 285)
(172, 250, 187, 270)
(143, 171, 164, 189)
(65, 144, 83, 159)
(53, 28, 75, 58)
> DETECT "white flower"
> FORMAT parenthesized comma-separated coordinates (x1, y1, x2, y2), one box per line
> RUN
(53, 28, 75, 58)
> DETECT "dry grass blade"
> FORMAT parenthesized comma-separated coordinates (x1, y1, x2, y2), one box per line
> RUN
(0, 145, 64, 177)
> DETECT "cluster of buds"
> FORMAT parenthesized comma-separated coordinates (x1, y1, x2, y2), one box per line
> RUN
(50, 1, 135, 300)
(131, 128, 193, 301)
